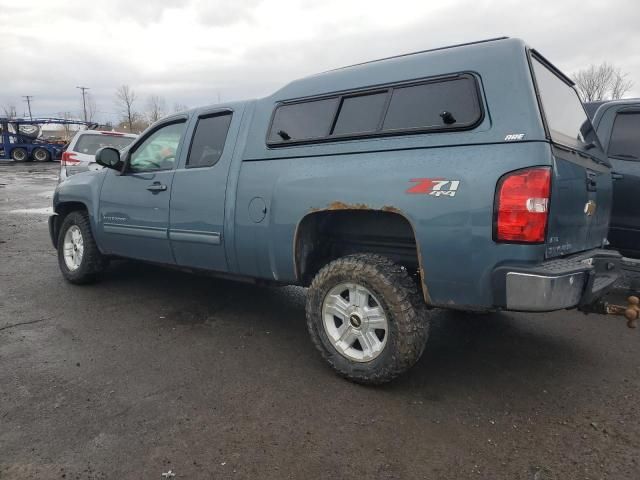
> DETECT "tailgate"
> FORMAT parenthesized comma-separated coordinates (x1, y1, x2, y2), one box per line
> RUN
(546, 147, 612, 258)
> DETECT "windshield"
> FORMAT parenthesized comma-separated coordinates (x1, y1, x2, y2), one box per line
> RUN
(531, 56, 601, 152)
(73, 134, 135, 155)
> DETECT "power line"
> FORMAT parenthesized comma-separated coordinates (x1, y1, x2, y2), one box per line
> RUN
(22, 95, 33, 119)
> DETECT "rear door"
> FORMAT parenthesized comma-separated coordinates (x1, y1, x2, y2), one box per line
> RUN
(606, 109, 640, 256)
(530, 54, 612, 258)
(169, 108, 239, 272)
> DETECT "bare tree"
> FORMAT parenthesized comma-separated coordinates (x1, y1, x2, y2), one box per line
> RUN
(58, 112, 76, 141)
(173, 102, 189, 113)
(610, 70, 634, 100)
(115, 85, 138, 132)
(86, 93, 98, 123)
(2, 103, 17, 118)
(573, 62, 634, 102)
(146, 95, 167, 124)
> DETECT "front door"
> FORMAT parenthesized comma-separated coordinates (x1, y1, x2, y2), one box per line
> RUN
(169, 109, 238, 272)
(99, 120, 187, 263)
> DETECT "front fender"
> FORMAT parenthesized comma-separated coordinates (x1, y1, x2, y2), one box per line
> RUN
(52, 170, 107, 246)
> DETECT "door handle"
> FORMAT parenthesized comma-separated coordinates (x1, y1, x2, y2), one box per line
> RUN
(612, 172, 624, 180)
(147, 182, 167, 192)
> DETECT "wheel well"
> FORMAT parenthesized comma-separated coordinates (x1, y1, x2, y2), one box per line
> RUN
(52, 202, 88, 247)
(295, 209, 423, 287)
(56, 201, 88, 218)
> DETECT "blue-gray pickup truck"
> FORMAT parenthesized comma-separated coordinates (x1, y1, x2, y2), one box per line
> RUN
(49, 38, 622, 384)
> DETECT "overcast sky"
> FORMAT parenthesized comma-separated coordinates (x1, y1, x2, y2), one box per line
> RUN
(1, 0, 639, 124)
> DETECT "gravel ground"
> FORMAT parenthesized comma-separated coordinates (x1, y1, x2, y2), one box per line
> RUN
(1, 162, 639, 480)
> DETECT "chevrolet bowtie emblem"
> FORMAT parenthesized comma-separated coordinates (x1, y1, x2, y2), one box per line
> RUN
(584, 200, 597, 216)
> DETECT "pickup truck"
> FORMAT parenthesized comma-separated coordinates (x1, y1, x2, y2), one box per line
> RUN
(49, 37, 621, 384)
(586, 99, 640, 259)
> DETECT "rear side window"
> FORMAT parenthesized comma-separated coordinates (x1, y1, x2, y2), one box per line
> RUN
(332, 92, 387, 135)
(268, 98, 338, 143)
(73, 134, 135, 155)
(186, 113, 232, 168)
(608, 112, 640, 161)
(531, 57, 599, 151)
(382, 78, 480, 131)
(267, 74, 482, 146)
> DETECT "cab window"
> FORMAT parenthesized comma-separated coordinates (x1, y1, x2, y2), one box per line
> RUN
(129, 122, 186, 172)
(609, 112, 640, 161)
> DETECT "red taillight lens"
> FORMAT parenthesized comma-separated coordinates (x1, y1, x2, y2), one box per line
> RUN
(61, 151, 80, 165)
(495, 167, 551, 243)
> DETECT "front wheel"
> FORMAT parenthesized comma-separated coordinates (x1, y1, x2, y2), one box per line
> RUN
(57, 211, 106, 284)
(306, 254, 430, 384)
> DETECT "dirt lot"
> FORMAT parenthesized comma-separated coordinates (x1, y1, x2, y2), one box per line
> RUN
(1, 162, 639, 480)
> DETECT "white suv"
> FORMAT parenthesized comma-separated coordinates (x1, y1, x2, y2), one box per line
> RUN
(59, 130, 137, 182)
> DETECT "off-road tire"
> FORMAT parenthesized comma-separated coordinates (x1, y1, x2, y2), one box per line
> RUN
(57, 211, 106, 284)
(11, 148, 28, 162)
(32, 147, 50, 162)
(306, 254, 430, 384)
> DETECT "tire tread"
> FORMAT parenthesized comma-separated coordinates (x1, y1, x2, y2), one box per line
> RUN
(306, 253, 430, 384)
(57, 211, 105, 284)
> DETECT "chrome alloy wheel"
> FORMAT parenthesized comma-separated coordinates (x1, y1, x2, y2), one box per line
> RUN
(63, 225, 84, 271)
(321, 282, 389, 362)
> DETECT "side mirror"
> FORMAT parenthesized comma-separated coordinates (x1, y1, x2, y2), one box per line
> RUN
(95, 147, 123, 170)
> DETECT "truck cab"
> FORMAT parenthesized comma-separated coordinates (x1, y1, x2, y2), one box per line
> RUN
(49, 38, 621, 384)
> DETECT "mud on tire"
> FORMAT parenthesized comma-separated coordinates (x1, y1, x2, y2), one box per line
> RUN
(306, 253, 430, 384)
(57, 211, 106, 284)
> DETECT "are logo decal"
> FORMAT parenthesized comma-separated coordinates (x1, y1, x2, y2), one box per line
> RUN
(406, 178, 460, 197)
(504, 133, 526, 141)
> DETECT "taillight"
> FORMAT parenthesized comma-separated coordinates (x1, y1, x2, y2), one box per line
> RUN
(61, 151, 80, 165)
(495, 167, 551, 243)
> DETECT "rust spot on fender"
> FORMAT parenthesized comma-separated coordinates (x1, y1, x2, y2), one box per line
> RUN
(381, 205, 403, 215)
(325, 201, 372, 211)
(310, 202, 402, 213)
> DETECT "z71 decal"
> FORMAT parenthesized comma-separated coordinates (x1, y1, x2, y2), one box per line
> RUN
(406, 178, 460, 197)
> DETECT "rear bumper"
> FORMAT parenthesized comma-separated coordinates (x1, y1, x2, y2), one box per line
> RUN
(492, 249, 622, 312)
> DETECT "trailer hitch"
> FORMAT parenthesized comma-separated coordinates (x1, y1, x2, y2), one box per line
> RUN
(588, 296, 640, 329)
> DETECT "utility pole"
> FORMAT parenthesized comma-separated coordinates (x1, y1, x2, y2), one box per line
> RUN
(22, 96, 33, 119)
(76, 86, 89, 122)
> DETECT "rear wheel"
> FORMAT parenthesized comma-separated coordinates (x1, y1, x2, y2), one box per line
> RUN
(306, 254, 430, 384)
(32, 147, 50, 162)
(10, 148, 28, 162)
(57, 211, 106, 284)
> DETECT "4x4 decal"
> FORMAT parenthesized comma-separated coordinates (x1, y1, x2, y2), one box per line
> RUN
(406, 178, 460, 197)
